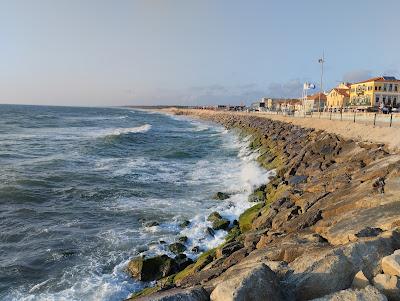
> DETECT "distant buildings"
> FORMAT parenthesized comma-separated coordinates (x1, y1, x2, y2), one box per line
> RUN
(251, 98, 301, 112)
(349, 76, 400, 110)
(303, 92, 327, 112)
(326, 83, 350, 110)
(249, 76, 399, 114)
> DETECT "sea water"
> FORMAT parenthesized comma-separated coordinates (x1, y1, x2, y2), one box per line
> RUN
(0, 105, 271, 301)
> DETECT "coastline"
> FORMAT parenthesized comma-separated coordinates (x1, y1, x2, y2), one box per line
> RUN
(126, 108, 400, 300)
(161, 108, 400, 152)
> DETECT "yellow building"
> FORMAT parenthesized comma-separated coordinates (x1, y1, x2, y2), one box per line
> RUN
(326, 83, 350, 109)
(349, 76, 400, 110)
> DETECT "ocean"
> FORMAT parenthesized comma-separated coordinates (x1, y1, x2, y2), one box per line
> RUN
(0, 105, 271, 301)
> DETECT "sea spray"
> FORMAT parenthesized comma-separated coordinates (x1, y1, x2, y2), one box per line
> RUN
(0, 105, 271, 301)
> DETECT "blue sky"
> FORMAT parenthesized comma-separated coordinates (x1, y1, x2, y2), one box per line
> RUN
(0, 0, 399, 106)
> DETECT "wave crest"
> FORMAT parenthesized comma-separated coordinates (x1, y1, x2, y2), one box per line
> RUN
(110, 124, 152, 136)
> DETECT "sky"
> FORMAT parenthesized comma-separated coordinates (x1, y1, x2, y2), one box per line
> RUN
(0, 0, 399, 106)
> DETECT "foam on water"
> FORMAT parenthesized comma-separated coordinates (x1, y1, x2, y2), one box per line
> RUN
(0, 106, 272, 301)
(100, 124, 152, 137)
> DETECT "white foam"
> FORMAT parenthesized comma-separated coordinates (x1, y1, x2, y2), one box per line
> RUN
(109, 124, 152, 136)
(7, 116, 273, 301)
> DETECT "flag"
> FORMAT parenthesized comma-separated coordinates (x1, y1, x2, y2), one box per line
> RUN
(304, 83, 316, 90)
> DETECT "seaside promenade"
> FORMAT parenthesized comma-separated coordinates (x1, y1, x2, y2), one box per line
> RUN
(169, 109, 400, 152)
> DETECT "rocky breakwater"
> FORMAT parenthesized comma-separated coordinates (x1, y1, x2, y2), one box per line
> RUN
(125, 110, 400, 301)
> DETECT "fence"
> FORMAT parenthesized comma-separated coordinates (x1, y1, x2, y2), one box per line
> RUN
(257, 110, 400, 128)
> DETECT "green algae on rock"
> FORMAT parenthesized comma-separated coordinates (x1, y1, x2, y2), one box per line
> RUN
(207, 211, 230, 230)
(127, 255, 177, 282)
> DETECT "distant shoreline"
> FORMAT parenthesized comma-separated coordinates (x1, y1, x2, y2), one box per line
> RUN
(155, 108, 400, 152)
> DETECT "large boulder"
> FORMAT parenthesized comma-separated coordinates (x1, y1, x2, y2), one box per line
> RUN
(127, 255, 177, 281)
(286, 234, 400, 300)
(310, 285, 387, 301)
(129, 286, 209, 301)
(213, 192, 230, 200)
(210, 263, 285, 301)
(287, 248, 355, 300)
(169, 242, 187, 254)
(207, 212, 230, 231)
(373, 273, 400, 301)
(382, 250, 400, 277)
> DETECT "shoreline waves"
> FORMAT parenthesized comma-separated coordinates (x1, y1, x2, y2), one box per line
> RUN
(126, 108, 400, 301)
(0, 105, 272, 301)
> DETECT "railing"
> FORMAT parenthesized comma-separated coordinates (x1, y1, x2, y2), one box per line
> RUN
(256, 110, 400, 128)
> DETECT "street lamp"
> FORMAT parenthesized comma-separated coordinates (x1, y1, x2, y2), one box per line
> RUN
(318, 52, 325, 115)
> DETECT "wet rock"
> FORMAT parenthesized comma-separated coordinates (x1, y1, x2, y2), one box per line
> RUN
(212, 192, 230, 200)
(206, 227, 215, 237)
(179, 220, 191, 228)
(310, 285, 387, 301)
(247, 186, 266, 202)
(382, 250, 400, 277)
(247, 190, 264, 202)
(210, 263, 285, 301)
(191, 246, 200, 253)
(137, 245, 149, 253)
(143, 221, 159, 227)
(178, 236, 188, 243)
(225, 225, 241, 243)
(127, 255, 177, 281)
(169, 242, 187, 254)
(373, 273, 400, 301)
(175, 254, 193, 271)
(207, 212, 230, 231)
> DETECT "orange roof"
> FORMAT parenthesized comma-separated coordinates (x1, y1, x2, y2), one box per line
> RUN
(352, 76, 400, 85)
(332, 88, 350, 97)
(307, 92, 327, 101)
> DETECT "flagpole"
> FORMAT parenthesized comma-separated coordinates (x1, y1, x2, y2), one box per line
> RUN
(318, 52, 325, 115)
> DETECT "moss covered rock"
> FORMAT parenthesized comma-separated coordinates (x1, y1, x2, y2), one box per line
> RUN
(174, 248, 217, 285)
(212, 191, 230, 200)
(239, 203, 264, 232)
(225, 225, 242, 243)
(207, 211, 230, 230)
(178, 236, 188, 243)
(168, 242, 187, 254)
(179, 220, 190, 228)
(127, 255, 176, 281)
(248, 190, 265, 202)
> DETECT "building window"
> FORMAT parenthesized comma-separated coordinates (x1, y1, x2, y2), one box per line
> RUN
(384, 84, 387, 91)
(383, 96, 386, 104)
(375, 86, 377, 91)
(375, 96, 379, 103)
(379, 86, 382, 91)
(395, 85, 398, 92)
(389, 84, 393, 91)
